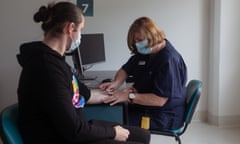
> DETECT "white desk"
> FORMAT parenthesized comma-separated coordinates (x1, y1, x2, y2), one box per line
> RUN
(80, 70, 133, 89)
(80, 71, 116, 88)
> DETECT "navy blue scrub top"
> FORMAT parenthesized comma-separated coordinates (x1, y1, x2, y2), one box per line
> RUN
(122, 39, 187, 130)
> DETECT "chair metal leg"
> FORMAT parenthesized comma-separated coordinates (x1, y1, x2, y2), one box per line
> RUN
(175, 136, 181, 144)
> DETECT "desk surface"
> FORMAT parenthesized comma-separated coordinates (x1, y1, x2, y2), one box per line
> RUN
(80, 70, 131, 89)
(81, 71, 116, 88)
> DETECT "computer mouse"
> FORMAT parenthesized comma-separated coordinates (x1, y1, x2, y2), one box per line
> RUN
(101, 78, 112, 83)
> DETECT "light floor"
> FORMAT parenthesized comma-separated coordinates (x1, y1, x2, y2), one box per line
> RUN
(150, 121, 240, 144)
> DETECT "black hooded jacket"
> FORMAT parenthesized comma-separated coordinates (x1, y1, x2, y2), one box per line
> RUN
(17, 42, 115, 144)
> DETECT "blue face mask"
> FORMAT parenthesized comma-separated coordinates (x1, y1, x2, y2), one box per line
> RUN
(135, 39, 152, 55)
(66, 32, 81, 54)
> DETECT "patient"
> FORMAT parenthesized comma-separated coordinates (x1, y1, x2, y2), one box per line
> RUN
(16, 2, 150, 144)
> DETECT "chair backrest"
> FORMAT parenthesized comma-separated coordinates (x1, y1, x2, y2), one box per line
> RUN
(0, 104, 23, 144)
(184, 80, 202, 124)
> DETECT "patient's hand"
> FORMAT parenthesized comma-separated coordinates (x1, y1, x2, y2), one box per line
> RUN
(114, 125, 129, 141)
(87, 89, 110, 104)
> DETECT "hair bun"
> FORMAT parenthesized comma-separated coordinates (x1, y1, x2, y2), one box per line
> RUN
(33, 6, 50, 23)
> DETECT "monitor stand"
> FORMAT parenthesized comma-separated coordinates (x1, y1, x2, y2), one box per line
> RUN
(77, 72, 99, 88)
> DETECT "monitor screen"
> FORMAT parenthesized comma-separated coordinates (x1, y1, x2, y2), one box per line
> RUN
(71, 33, 106, 80)
(79, 33, 106, 65)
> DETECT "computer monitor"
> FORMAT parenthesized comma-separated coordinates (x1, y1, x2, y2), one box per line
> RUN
(80, 33, 106, 65)
(72, 33, 106, 80)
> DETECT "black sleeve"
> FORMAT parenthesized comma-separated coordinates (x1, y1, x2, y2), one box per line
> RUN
(42, 57, 115, 143)
(78, 80, 91, 102)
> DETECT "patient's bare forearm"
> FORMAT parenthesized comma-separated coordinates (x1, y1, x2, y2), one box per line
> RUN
(87, 89, 109, 104)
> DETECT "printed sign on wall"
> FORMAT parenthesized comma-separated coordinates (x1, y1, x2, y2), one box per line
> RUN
(77, 0, 94, 16)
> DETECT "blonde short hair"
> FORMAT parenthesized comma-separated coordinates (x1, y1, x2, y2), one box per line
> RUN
(127, 17, 165, 54)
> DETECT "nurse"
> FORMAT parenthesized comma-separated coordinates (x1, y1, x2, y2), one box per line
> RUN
(100, 17, 188, 130)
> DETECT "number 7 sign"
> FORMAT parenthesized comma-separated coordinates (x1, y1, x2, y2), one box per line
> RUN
(77, 0, 94, 16)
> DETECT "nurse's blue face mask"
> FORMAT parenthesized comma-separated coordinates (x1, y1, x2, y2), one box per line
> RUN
(135, 39, 152, 55)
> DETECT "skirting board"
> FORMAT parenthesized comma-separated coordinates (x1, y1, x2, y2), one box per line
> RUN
(208, 113, 240, 128)
(193, 110, 240, 127)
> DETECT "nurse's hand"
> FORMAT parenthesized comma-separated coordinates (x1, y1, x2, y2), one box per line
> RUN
(103, 90, 129, 106)
(99, 81, 119, 95)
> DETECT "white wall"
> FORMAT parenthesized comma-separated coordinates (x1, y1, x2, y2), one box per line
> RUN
(208, 0, 240, 126)
(0, 0, 239, 126)
(219, 0, 240, 118)
(0, 0, 70, 112)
